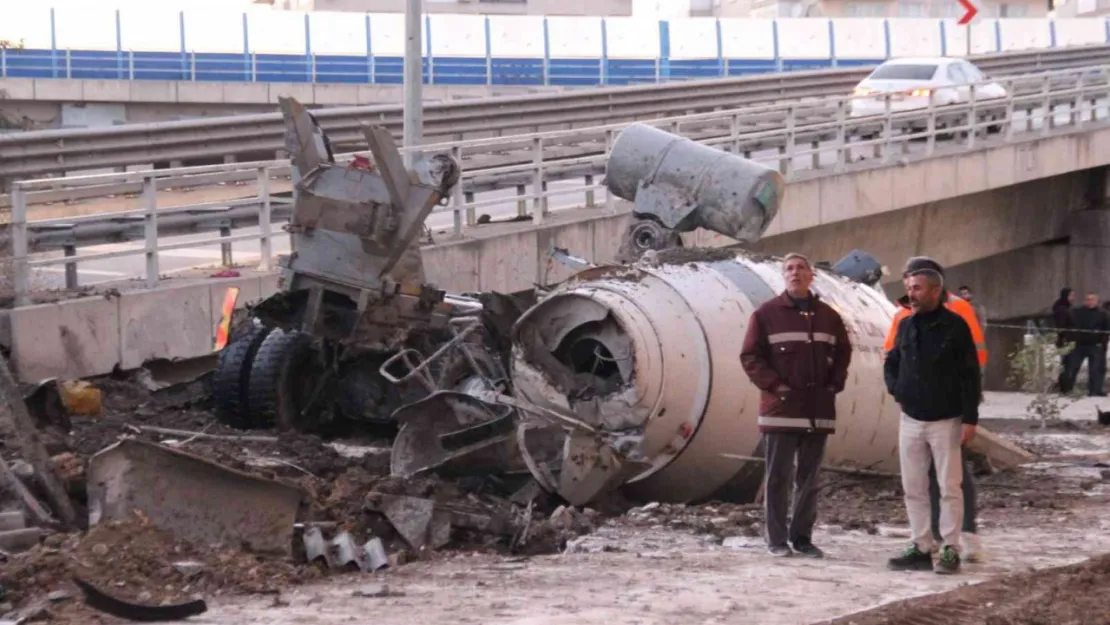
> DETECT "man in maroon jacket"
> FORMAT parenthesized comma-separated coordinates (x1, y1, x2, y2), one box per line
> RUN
(740, 253, 853, 558)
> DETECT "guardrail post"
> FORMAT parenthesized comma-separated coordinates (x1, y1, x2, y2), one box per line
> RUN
(142, 175, 159, 288)
(220, 224, 233, 266)
(1074, 73, 1085, 127)
(257, 166, 272, 271)
(65, 49, 72, 79)
(190, 53, 197, 81)
(730, 113, 741, 154)
(926, 91, 937, 157)
(967, 84, 977, 151)
(516, 184, 527, 217)
(585, 174, 595, 208)
(129, 51, 135, 80)
(1004, 80, 1015, 141)
(451, 148, 466, 238)
(532, 136, 545, 224)
(2, 47, 7, 78)
(251, 53, 258, 82)
(605, 129, 615, 212)
(63, 244, 78, 290)
(780, 106, 795, 175)
(11, 185, 29, 308)
(881, 95, 892, 164)
(835, 100, 847, 170)
(1042, 75, 1052, 136)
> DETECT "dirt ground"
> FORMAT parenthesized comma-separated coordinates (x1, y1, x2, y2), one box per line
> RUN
(5, 385, 1110, 625)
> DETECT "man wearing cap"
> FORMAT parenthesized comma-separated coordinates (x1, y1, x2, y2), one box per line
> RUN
(884, 262, 981, 574)
(741, 252, 853, 559)
(883, 257, 986, 562)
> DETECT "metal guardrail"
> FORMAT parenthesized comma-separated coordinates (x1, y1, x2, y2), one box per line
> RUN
(2, 44, 1109, 183)
(8, 63, 1110, 308)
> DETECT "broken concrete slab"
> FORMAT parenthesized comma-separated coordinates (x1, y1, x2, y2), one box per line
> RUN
(86, 439, 306, 556)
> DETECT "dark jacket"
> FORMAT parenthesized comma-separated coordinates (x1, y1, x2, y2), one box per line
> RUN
(740, 292, 852, 434)
(884, 305, 981, 426)
(1053, 289, 1074, 348)
(1071, 305, 1109, 348)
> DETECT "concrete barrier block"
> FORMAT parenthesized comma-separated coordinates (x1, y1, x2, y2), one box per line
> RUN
(813, 175, 857, 226)
(890, 161, 929, 211)
(10, 296, 121, 383)
(208, 277, 264, 334)
(0, 78, 35, 99)
(176, 81, 227, 104)
(32, 79, 83, 102)
(81, 80, 131, 103)
(358, 84, 403, 104)
(269, 83, 315, 105)
(922, 156, 959, 204)
(258, 272, 281, 300)
(983, 144, 1018, 190)
(223, 82, 269, 104)
(953, 151, 990, 197)
(119, 284, 213, 370)
(422, 243, 481, 293)
(129, 80, 179, 103)
(852, 168, 895, 220)
(312, 83, 360, 105)
(537, 221, 596, 287)
(778, 178, 821, 235)
(475, 230, 540, 293)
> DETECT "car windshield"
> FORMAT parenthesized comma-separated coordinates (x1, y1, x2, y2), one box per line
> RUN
(868, 64, 938, 80)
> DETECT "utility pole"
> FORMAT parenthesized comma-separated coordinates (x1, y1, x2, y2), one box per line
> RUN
(403, 0, 423, 169)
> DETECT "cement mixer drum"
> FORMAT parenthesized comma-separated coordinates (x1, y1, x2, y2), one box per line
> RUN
(510, 250, 901, 505)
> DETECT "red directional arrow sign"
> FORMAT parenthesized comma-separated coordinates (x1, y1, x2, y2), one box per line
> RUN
(957, 0, 979, 25)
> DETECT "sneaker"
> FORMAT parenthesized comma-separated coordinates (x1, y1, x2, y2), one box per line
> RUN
(935, 545, 961, 574)
(768, 544, 793, 557)
(791, 541, 825, 558)
(962, 533, 984, 563)
(887, 544, 933, 571)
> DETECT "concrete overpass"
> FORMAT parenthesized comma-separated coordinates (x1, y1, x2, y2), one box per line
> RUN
(9, 118, 1110, 387)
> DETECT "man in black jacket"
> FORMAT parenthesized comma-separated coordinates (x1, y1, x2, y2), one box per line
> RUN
(1061, 292, 1109, 397)
(884, 267, 981, 575)
(1054, 288, 1077, 393)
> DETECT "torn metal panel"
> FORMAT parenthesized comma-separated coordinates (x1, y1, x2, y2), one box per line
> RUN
(86, 439, 306, 556)
(389, 390, 518, 478)
(303, 526, 388, 572)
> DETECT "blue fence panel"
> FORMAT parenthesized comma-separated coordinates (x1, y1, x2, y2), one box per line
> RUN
(834, 58, 885, 68)
(432, 56, 487, 85)
(781, 58, 833, 72)
(193, 53, 251, 82)
(490, 58, 544, 86)
(605, 59, 657, 86)
(131, 51, 189, 81)
(669, 59, 724, 80)
(68, 50, 122, 80)
(254, 54, 311, 83)
(2, 49, 56, 78)
(546, 59, 601, 86)
(725, 59, 779, 76)
(372, 55, 403, 84)
(313, 54, 370, 84)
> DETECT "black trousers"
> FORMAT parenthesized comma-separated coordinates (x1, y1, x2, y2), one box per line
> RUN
(763, 432, 828, 547)
(1062, 344, 1106, 395)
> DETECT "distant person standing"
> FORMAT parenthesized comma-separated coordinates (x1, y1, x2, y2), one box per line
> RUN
(741, 253, 853, 559)
(957, 286, 987, 330)
(1053, 288, 1077, 393)
(1061, 292, 1109, 397)
(884, 265, 981, 575)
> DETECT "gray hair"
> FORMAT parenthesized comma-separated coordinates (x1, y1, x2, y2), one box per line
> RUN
(907, 267, 945, 289)
(782, 252, 811, 269)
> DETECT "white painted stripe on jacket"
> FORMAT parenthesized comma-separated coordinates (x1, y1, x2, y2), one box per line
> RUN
(767, 332, 837, 345)
(758, 416, 836, 429)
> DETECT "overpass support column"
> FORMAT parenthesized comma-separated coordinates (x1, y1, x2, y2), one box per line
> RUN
(1067, 208, 1110, 300)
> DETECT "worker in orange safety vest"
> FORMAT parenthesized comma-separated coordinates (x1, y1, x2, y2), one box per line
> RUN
(882, 256, 986, 564)
(882, 258, 988, 368)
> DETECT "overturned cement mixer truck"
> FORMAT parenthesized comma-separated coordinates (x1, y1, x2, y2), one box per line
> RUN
(213, 101, 904, 506)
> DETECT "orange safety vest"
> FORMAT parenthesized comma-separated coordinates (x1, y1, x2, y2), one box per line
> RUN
(882, 293, 988, 367)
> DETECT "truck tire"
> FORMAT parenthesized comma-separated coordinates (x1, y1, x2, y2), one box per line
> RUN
(247, 329, 317, 431)
(213, 325, 272, 429)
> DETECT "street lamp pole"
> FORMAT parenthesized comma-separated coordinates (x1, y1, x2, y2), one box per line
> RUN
(403, 0, 423, 168)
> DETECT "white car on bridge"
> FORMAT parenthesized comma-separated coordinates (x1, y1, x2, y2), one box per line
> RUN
(848, 57, 1008, 118)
